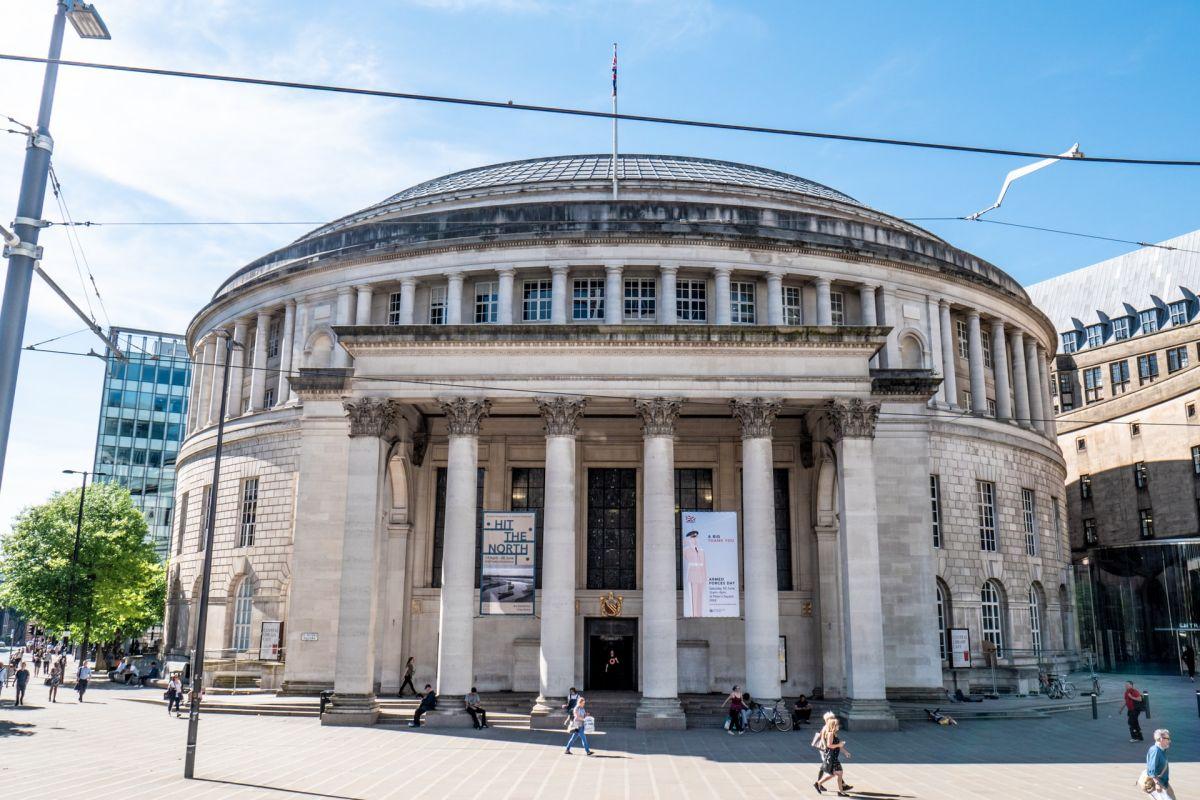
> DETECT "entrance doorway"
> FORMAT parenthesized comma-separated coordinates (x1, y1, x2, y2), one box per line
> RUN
(585, 617, 637, 691)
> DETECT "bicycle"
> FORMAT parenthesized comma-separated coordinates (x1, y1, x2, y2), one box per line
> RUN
(747, 699, 793, 732)
(1087, 670, 1102, 696)
(1044, 674, 1076, 699)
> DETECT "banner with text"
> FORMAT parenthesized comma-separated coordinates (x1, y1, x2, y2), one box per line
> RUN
(480, 510, 537, 615)
(680, 510, 739, 617)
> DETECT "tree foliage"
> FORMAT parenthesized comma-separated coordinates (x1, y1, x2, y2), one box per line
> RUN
(0, 482, 164, 643)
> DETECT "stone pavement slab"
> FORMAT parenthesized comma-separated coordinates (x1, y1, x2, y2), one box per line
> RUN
(1, 671, 1196, 800)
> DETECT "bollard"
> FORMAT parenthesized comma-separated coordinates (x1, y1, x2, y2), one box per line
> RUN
(1091, 692, 1098, 720)
(1195, 690, 1199, 719)
(1143, 692, 1151, 719)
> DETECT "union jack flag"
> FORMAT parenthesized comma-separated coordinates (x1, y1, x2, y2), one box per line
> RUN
(612, 44, 618, 97)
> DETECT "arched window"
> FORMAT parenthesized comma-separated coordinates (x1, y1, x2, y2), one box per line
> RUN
(936, 581, 950, 662)
(981, 580, 1005, 657)
(232, 580, 253, 652)
(900, 334, 924, 369)
(1029, 583, 1044, 656)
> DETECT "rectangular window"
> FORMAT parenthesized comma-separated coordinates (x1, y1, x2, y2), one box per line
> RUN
(930, 475, 942, 548)
(773, 468, 793, 591)
(987, 398, 997, 417)
(1058, 372, 1075, 410)
(1080, 473, 1092, 498)
(429, 286, 447, 325)
(1138, 353, 1159, 383)
(175, 491, 188, 556)
(431, 467, 485, 588)
(1188, 402, 1197, 419)
(1134, 461, 1148, 489)
(1060, 331, 1078, 354)
(474, 281, 498, 323)
(1130, 422, 1141, 437)
(1139, 509, 1155, 539)
(267, 319, 280, 358)
(1191, 445, 1200, 475)
(1083, 366, 1103, 403)
(388, 291, 403, 325)
(1022, 488, 1038, 556)
(1170, 300, 1188, 326)
(977, 480, 996, 552)
(981, 329, 992, 367)
(586, 468, 637, 589)
(1110, 360, 1130, 394)
(962, 389, 972, 410)
(958, 320, 970, 358)
(522, 279, 553, 322)
(263, 387, 276, 408)
(676, 279, 707, 322)
(239, 477, 258, 547)
(675, 468, 714, 590)
(1083, 518, 1098, 546)
(1168, 345, 1189, 373)
(1086, 324, 1104, 349)
(1113, 317, 1131, 341)
(782, 286, 803, 325)
(198, 485, 211, 552)
(510, 467, 545, 589)
(730, 280, 756, 323)
(623, 278, 657, 321)
(572, 278, 605, 321)
(829, 291, 845, 326)
(1139, 309, 1159, 334)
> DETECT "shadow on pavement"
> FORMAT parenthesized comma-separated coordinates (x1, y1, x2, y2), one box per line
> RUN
(0, 720, 35, 737)
(194, 777, 363, 799)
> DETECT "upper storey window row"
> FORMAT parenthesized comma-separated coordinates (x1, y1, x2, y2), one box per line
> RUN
(1057, 298, 1195, 354)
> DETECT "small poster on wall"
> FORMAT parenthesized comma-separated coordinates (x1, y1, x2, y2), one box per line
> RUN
(260, 621, 283, 661)
(950, 628, 971, 668)
(680, 510, 740, 618)
(480, 510, 537, 615)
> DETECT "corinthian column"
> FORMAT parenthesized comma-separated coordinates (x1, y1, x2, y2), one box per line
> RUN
(432, 397, 490, 724)
(530, 397, 586, 729)
(634, 397, 687, 729)
(823, 398, 897, 730)
(324, 397, 401, 726)
(731, 398, 783, 702)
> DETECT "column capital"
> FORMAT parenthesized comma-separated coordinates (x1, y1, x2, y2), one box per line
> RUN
(860, 282, 879, 291)
(446, 272, 465, 285)
(254, 309, 272, 323)
(990, 318, 1006, 333)
(634, 397, 682, 437)
(1010, 328, 1025, 343)
(658, 263, 679, 275)
(284, 298, 298, 310)
(967, 308, 981, 320)
(439, 397, 491, 436)
(730, 397, 782, 439)
(400, 276, 417, 288)
(712, 265, 733, 276)
(549, 263, 570, 275)
(336, 286, 355, 298)
(344, 397, 402, 438)
(536, 396, 587, 436)
(233, 316, 252, 330)
(823, 398, 880, 440)
(605, 262, 624, 276)
(765, 271, 783, 284)
(938, 297, 952, 309)
(497, 266, 517, 278)
(813, 276, 831, 286)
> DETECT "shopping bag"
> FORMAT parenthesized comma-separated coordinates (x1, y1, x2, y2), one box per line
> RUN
(584, 715, 596, 734)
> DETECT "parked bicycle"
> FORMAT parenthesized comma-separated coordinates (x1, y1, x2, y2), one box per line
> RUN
(747, 699, 793, 732)
(1040, 673, 1076, 699)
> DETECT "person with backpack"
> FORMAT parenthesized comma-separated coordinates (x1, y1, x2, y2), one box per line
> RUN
(1117, 680, 1145, 742)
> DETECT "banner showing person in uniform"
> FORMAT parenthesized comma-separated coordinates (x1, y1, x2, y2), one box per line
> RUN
(480, 510, 537, 615)
(681, 510, 739, 617)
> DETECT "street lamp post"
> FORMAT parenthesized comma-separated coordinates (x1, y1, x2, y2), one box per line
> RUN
(184, 331, 240, 780)
(0, 1, 109, 492)
(61, 468, 102, 655)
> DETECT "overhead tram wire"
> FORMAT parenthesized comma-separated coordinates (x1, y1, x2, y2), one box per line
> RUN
(2, 54, 1200, 166)
(22, 344, 1198, 431)
(47, 166, 113, 329)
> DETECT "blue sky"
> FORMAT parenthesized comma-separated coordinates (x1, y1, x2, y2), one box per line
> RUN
(0, 0, 1197, 526)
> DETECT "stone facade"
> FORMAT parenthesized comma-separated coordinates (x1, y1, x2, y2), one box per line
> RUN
(166, 155, 1070, 724)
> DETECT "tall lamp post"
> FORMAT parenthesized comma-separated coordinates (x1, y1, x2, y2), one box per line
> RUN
(0, 1, 110, 492)
(185, 330, 241, 780)
(61, 467, 103, 659)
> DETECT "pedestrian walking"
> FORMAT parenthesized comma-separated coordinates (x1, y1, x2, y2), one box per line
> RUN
(814, 714, 854, 796)
(464, 687, 488, 729)
(1181, 644, 1195, 682)
(1144, 728, 1175, 800)
(0, 662, 8, 702)
(31, 650, 41, 677)
(720, 684, 741, 731)
(41, 649, 50, 675)
(564, 697, 594, 755)
(75, 663, 92, 702)
(562, 686, 580, 725)
(409, 684, 436, 727)
(165, 673, 183, 716)
(14, 661, 29, 706)
(1117, 680, 1145, 742)
(47, 663, 61, 703)
(399, 657, 418, 697)
(727, 691, 746, 735)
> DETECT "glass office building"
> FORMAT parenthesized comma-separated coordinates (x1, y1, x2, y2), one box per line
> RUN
(92, 327, 191, 557)
(1076, 539, 1200, 674)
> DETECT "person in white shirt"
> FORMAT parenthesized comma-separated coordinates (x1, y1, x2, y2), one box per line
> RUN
(76, 663, 93, 702)
(165, 673, 183, 716)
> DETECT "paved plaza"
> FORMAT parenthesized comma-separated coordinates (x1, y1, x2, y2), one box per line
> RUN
(1, 671, 1196, 800)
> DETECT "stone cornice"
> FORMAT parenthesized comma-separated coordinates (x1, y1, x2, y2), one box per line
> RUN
(869, 369, 942, 398)
(289, 367, 352, 397)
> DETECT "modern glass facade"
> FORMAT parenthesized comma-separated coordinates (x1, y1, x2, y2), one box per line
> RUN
(91, 328, 191, 558)
(1076, 539, 1200, 674)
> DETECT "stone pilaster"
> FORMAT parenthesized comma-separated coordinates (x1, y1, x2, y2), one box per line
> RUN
(990, 320, 1012, 420)
(713, 267, 732, 325)
(938, 300, 958, 408)
(814, 277, 832, 326)
(1010, 329, 1031, 426)
(275, 300, 296, 407)
(967, 311, 987, 414)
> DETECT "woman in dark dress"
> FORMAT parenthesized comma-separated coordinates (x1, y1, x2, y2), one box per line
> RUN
(814, 715, 853, 796)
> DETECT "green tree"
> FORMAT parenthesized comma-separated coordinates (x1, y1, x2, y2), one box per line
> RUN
(0, 482, 164, 645)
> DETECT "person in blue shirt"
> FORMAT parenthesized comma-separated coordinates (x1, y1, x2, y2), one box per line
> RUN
(1147, 728, 1174, 799)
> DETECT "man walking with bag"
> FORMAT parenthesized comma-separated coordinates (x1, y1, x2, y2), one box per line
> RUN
(1117, 680, 1145, 742)
(1145, 729, 1175, 799)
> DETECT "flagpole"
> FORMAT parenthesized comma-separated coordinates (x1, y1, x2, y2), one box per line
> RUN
(611, 42, 618, 200)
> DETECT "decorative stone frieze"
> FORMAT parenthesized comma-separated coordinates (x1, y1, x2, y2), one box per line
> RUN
(536, 396, 587, 437)
(344, 398, 401, 438)
(824, 398, 881, 440)
(730, 397, 782, 439)
(634, 397, 682, 437)
(439, 397, 491, 436)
